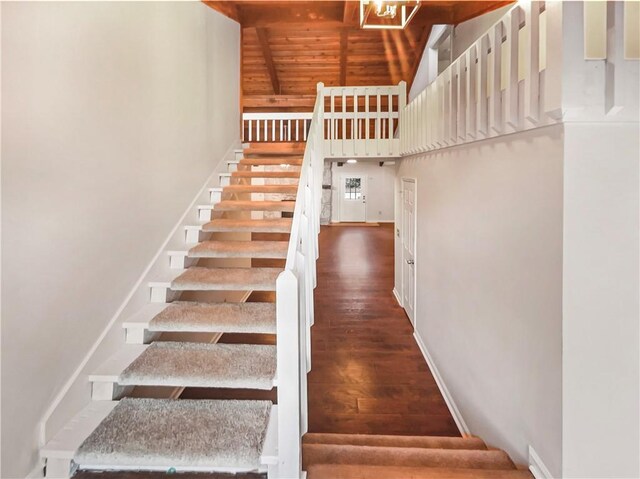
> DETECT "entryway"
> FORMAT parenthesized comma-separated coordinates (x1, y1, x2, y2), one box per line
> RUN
(339, 174, 366, 222)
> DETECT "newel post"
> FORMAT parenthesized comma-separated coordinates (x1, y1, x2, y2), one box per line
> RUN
(275, 270, 301, 478)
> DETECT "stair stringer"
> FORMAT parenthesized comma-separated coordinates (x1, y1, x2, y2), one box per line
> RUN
(38, 141, 243, 461)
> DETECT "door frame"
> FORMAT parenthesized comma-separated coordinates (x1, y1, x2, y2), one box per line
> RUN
(400, 177, 417, 327)
(339, 173, 367, 223)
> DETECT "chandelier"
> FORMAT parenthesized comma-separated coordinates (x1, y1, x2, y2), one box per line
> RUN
(359, 0, 421, 30)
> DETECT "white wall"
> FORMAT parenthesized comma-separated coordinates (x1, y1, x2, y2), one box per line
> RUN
(1, 3, 240, 477)
(331, 161, 396, 223)
(562, 123, 639, 479)
(396, 126, 564, 477)
(451, 5, 512, 60)
(409, 5, 511, 101)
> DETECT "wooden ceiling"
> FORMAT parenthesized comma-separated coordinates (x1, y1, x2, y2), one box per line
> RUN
(205, 1, 511, 110)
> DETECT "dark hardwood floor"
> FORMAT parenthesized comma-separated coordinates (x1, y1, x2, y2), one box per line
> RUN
(308, 224, 460, 437)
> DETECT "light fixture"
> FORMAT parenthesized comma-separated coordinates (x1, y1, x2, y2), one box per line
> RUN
(347, 159, 358, 164)
(360, 0, 420, 30)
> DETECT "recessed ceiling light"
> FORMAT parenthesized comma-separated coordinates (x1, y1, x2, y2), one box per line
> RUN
(347, 159, 357, 164)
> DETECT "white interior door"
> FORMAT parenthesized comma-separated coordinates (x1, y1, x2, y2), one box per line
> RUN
(402, 179, 416, 325)
(340, 174, 367, 222)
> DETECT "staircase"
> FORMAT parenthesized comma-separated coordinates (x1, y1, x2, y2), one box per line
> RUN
(41, 143, 305, 478)
(303, 433, 534, 479)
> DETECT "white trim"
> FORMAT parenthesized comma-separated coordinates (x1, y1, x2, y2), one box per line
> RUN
(26, 461, 44, 479)
(528, 446, 554, 479)
(400, 177, 417, 326)
(413, 331, 471, 436)
(39, 141, 240, 447)
(392, 288, 403, 307)
(339, 173, 367, 223)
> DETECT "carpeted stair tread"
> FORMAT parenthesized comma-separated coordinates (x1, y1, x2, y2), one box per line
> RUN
(302, 444, 516, 470)
(232, 171, 300, 178)
(306, 464, 534, 479)
(171, 267, 281, 291)
(189, 241, 288, 259)
(215, 200, 295, 212)
(118, 342, 276, 389)
(223, 184, 299, 194)
(239, 158, 303, 166)
(74, 398, 271, 469)
(149, 301, 276, 333)
(303, 433, 486, 450)
(202, 218, 292, 233)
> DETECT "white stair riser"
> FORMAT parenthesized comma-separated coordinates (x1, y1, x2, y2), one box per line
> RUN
(227, 161, 238, 172)
(234, 150, 244, 161)
(198, 206, 213, 221)
(220, 174, 230, 186)
(45, 457, 74, 479)
(185, 227, 204, 244)
(169, 252, 195, 270)
(125, 327, 161, 345)
(149, 285, 178, 303)
(91, 381, 134, 401)
(209, 189, 222, 203)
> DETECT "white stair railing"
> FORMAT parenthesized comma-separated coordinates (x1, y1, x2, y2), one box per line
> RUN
(399, 1, 640, 155)
(323, 83, 406, 158)
(274, 82, 324, 479)
(243, 112, 313, 143)
(243, 83, 406, 159)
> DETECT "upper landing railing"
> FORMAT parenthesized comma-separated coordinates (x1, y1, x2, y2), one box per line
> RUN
(400, 1, 640, 155)
(243, 82, 406, 158)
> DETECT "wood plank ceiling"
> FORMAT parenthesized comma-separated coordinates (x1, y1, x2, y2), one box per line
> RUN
(204, 1, 511, 110)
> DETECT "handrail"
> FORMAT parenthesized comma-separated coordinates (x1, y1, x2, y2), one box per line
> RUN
(274, 82, 324, 479)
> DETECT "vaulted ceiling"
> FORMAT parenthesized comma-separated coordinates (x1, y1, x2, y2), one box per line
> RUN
(204, 1, 512, 110)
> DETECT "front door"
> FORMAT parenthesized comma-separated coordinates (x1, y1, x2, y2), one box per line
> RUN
(402, 179, 416, 325)
(340, 174, 366, 222)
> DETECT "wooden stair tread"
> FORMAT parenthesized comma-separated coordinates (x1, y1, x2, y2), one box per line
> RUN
(303, 433, 486, 450)
(239, 158, 303, 166)
(307, 464, 534, 479)
(244, 142, 305, 156)
(302, 444, 516, 470)
(202, 218, 292, 233)
(232, 170, 300, 178)
(189, 240, 288, 259)
(171, 267, 282, 291)
(149, 301, 276, 334)
(223, 184, 299, 194)
(118, 342, 276, 390)
(215, 200, 296, 212)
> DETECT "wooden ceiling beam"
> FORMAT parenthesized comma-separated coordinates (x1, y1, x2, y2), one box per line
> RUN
(255, 27, 281, 94)
(343, 1, 359, 25)
(244, 95, 318, 109)
(202, 1, 241, 22)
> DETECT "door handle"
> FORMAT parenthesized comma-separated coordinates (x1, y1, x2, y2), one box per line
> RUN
(406, 259, 414, 265)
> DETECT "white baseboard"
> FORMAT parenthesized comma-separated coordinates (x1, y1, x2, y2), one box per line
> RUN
(529, 446, 553, 479)
(26, 460, 44, 479)
(38, 141, 241, 448)
(413, 331, 471, 436)
(392, 288, 403, 307)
